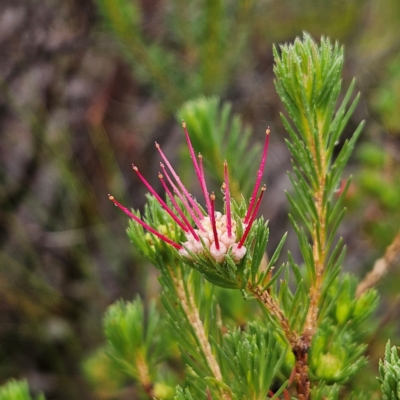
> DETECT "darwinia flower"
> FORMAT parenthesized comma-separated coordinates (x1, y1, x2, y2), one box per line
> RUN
(109, 122, 270, 264)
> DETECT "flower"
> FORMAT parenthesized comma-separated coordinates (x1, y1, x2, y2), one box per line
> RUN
(109, 122, 270, 264)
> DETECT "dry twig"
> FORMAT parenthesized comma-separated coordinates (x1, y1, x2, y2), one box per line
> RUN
(356, 232, 400, 298)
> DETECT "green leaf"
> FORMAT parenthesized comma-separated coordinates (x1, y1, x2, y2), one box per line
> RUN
(0, 380, 44, 400)
(103, 296, 167, 384)
(218, 323, 288, 398)
(379, 341, 400, 400)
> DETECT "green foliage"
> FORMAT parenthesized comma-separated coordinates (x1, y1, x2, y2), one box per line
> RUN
(266, 261, 310, 333)
(3, 0, 400, 397)
(99, 32, 385, 400)
(218, 322, 288, 399)
(95, 0, 252, 109)
(308, 276, 378, 385)
(271, 32, 381, 398)
(371, 53, 400, 135)
(310, 383, 340, 400)
(126, 195, 186, 267)
(160, 265, 228, 398)
(0, 381, 44, 400)
(309, 323, 367, 384)
(274, 33, 343, 140)
(174, 386, 195, 400)
(348, 142, 400, 252)
(274, 32, 363, 194)
(103, 297, 173, 397)
(274, 32, 364, 325)
(82, 347, 127, 396)
(178, 96, 261, 199)
(127, 194, 278, 290)
(379, 341, 400, 400)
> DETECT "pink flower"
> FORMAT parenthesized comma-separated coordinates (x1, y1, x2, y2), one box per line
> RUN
(109, 122, 270, 264)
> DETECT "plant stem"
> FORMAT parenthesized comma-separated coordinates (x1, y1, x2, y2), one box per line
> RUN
(247, 283, 299, 347)
(248, 282, 311, 398)
(292, 345, 310, 400)
(136, 352, 156, 398)
(304, 154, 327, 343)
(172, 268, 231, 400)
(296, 128, 329, 399)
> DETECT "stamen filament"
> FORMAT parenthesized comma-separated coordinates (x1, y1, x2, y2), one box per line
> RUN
(224, 160, 232, 237)
(198, 153, 212, 214)
(182, 121, 212, 209)
(182, 121, 201, 177)
(238, 185, 266, 248)
(248, 184, 266, 223)
(155, 142, 204, 221)
(132, 165, 188, 232)
(160, 163, 205, 231)
(158, 173, 200, 241)
(210, 192, 220, 250)
(108, 194, 182, 250)
(245, 128, 270, 223)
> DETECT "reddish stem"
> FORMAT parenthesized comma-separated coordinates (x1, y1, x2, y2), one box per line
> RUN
(108, 194, 182, 250)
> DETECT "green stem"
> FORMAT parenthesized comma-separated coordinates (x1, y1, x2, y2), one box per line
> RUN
(171, 267, 231, 400)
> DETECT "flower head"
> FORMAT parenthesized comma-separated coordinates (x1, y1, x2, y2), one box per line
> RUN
(109, 122, 270, 265)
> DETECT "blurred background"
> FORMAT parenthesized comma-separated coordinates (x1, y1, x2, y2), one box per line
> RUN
(1, 0, 400, 398)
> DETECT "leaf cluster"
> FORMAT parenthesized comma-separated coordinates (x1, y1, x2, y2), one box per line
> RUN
(271, 32, 383, 397)
(308, 275, 378, 385)
(264, 260, 310, 334)
(103, 297, 170, 393)
(379, 341, 400, 400)
(274, 32, 365, 323)
(274, 32, 363, 198)
(0, 381, 44, 400)
(126, 194, 186, 266)
(218, 322, 288, 399)
(82, 346, 127, 396)
(160, 267, 227, 398)
(173, 318, 289, 400)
